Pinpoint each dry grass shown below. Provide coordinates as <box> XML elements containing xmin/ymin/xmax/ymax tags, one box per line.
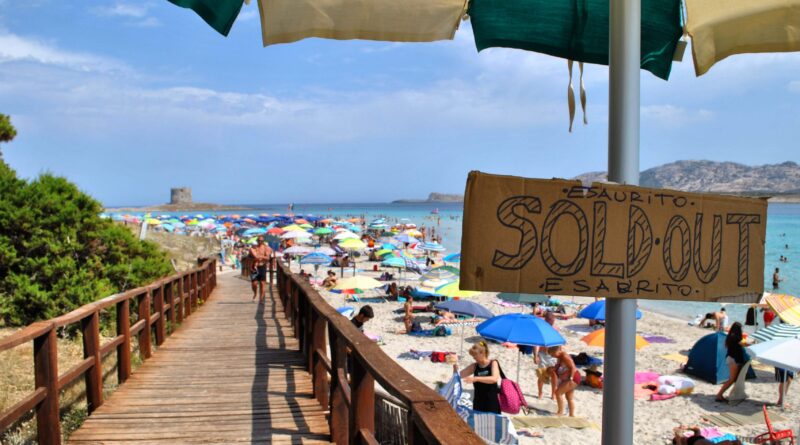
<box><xmin>0</xmin><ymin>326</ymin><xmax>146</xmax><ymax>444</ymax></box>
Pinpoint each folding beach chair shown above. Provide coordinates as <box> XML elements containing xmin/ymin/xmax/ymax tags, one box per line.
<box><xmin>754</xmin><ymin>405</ymin><xmax>795</xmax><ymax>445</ymax></box>
<box><xmin>728</xmin><ymin>361</ymin><xmax>752</xmax><ymax>405</ymax></box>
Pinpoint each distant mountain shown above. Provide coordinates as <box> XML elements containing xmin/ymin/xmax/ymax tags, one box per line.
<box><xmin>575</xmin><ymin>160</ymin><xmax>800</xmax><ymax>195</ymax></box>
<box><xmin>392</xmin><ymin>192</ymin><xmax>464</xmax><ymax>204</ymax></box>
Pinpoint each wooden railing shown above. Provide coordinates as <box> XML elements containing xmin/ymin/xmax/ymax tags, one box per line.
<box><xmin>276</xmin><ymin>262</ymin><xmax>483</xmax><ymax>445</ymax></box>
<box><xmin>0</xmin><ymin>259</ymin><xmax>218</xmax><ymax>444</ymax></box>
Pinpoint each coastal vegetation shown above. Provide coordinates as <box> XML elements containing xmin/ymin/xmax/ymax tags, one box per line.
<box><xmin>0</xmin><ymin>118</ymin><xmax>172</xmax><ymax>327</ymax></box>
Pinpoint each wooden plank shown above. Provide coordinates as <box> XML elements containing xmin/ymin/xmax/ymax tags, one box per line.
<box><xmin>57</xmin><ymin>357</ymin><xmax>94</xmax><ymax>390</ymax></box>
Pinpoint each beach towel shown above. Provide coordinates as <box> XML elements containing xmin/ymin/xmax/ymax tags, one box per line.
<box><xmin>398</xmin><ymin>350</ymin><xmax>433</xmax><ymax>360</ymax></box>
<box><xmin>650</xmin><ymin>393</ymin><xmax>677</xmax><ymax>401</ymax></box>
<box><xmin>641</xmin><ymin>335</ymin><xmax>676</xmax><ymax>344</ymax></box>
<box><xmin>511</xmin><ymin>416</ymin><xmax>596</xmax><ymax>429</ymax></box>
<box><xmin>494</xmin><ymin>299</ymin><xmax>526</xmax><ymax>308</ymax></box>
<box><xmin>705</xmin><ymin>411</ymin><xmax>788</xmax><ymax>428</ymax></box>
<box><xmin>685</xmin><ymin>0</ymin><xmax>800</xmax><ymax>76</ymax></box>
<box><xmin>465</xmin><ymin>411</ymin><xmax>519</xmax><ymax>444</ymax></box>
<box><xmin>468</xmin><ymin>0</ymin><xmax>683</xmax><ymax>80</ymax></box>
<box><xmin>634</xmin><ymin>372</ymin><xmax>660</xmax><ymax>384</ymax></box>
<box><xmin>167</xmin><ymin>0</ymin><xmax>244</xmax><ymax>36</ymax></box>
<box><xmin>257</xmin><ymin>0</ymin><xmax>468</xmax><ymax>45</ymax></box>
<box><xmin>409</xmin><ymin>327</ymin><xmax>452</xmax><ymax>337</ymax></box>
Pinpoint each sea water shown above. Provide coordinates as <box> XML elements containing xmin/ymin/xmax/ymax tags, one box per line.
<box><xmin>161</xmin><ymin>201</ymin><xmax>800</xmax><ymax>323</ymax></box>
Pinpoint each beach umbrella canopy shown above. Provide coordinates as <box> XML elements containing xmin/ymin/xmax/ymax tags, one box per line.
<box><xmin>145</xmin><ymin>218</ymin><xmax>161</xmax><ymax>225</ymax></box>
<box><xmin>281</xmin><ymin>224</ymin><xmax>306</xmax><ymax>232</ymax></box>
<box><xmin>751</xmin><ymin>323</ymin><xmax>800</xmax><ymax>343</ymax></box>
<box><xmin>267</xmin><ymin>227</ymin><xmax>285</xmax><ymax>235</ymax></box>
<box><xmin>747</xmin><ymin>337</ymin><xmax>800</xmax><ymax>373</ymax></box>
<box><xmin>339</xmin><ymin>238</ymin><xmax>366</xmax><ymax>250</ymax></box>
<box><xmin>442</xmin><ymin>253</ymin><xmax>461</xmax><ymax>263</ymax></box>
<box><xmin>381</xmin><ymin>243</ymin><xmax>398</xmax><ymax>250</ymax></box>
<box><xmin>404</xmin><ymin>229</ymin><xmax>423</xmax><ymax>237</ymax></box>
<box><xmin>435</xmin><ymin>280</ymin><xmax>480</xmax><ymax>298</ymax></box>
<box><xmin>334</xmin><ymin>275</ymin><xmax>384</xmax><ymax>291</ymax></box>
<box><xmin>315</xmin><ymin>246</ymin><xmax>337</xmax><ymax>256</ymax></box>
<box><xmin>422</xmin><ymin>279</ymin><xmax>450</xmax><ymax>288</ymax></box>
<box><xmin>281</xmin><ymin>230</ymin><xmax>312</xmax><ymax>239</ymax></box>
<box><xmin>375</xmin><ymin>249</ymin><xmax>395</xmax><ymax>258</ymax></box>
<box><xmin>421</xmin><ymin>266</ymin><xmax>460</xmax><ymax>282</ymax></box>
<box><xmin>381</xmin><ymin>257</ymin><xmax>406</xmax><ymax>268</ymax></box>
<box><xmin>477</xmin><ymin>313</ymin><xmax>566</xmax><ymax>347</ymax></box>
<box><xmin>435</xmin><ymin>300</ymin><xmax>493</xmax><ymax>319</ymax></box>
<box><xmin>764</xmin><ymin>293</ymin><xmax>800</xmax><ymax>326</ymax></box>
<box><xmin>284</xmin><ymin>245</ymin><xmax>313</xmax><ymax>255</ymax></box>
<box><xmin>333</xmin><ymin>231</ymin><xmax>359</xmax><ymax>240</ymax></box>
<box><xmin>314</xmin><ymin>227</ymin><xmax>333</xmax><ymax>235</ymax></box>
<box><xmin>421</xmin><ymin>241</ymin><xmax>446</xmax><ymax>252</ymax></box>
<box><xmin>582</xmin><ymin>328</ymin><xmax>649</xmax><ymax>350</ymax></box>
<box><xmin>497</xmin><ymin>293</ymin><xmax>550</xmax><ymax>305</ymax></box>
<box><xmin>578</xmin><ymin>299</ymin><xmax>642</xmax><ymax>321</ymax></box>
<box><xmin>395</xmin><ymin>234</ymin><xmax>419</xmax><ymax>244</ymax></box>
<box><xmin>300</xmin><ymin>252</ymin><xmax>333</xmax><ymax>265</ymax></box>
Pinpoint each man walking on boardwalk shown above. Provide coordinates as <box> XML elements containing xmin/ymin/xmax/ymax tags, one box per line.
<box><xmin>249</xmin><ymin>236</ymin><xmax>272</xmax><ymax>302</ymax></box>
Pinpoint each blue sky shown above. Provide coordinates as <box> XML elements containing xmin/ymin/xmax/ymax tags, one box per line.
<box><xmin>1</xmin><ymin>1</ymin><xmax>799</xmax><ymax>206</ymax></box>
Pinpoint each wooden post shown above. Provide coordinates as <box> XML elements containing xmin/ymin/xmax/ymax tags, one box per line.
<box><xmin>138</xmin><ymin>291</ymin><xmax>152</xmax><ymax>360</ymax></box>
<box><xmin>166</xmin><ymin>280</ymin><xmax>176</xmax><ymax>330</ymax></box>
<box><xmin>311</xmin><ymin>312</ymin><xmax>329</xmax><ymax>408</ymax></box>
<box><xmin>176</xmin><ymin>276</ymin><xmax>184</xmax><ymax>323</ymax></box>
<box><xmin>34</xmin><ymin>324</ymin><xmax>61</xmax><ymax>445</ymax></box>
<box><xmin>154</xmin><ymin>284</ymin><xmax>166</xmax><ymax>346</ymax></box>
<box><xmin>190</xmin><ymin>272</ymin><xmax>197</xmax><ymax>310</ymax></box>
<box><xmin>117</xmin><ymin>299</ymin><xmax>132</xmax><ymax>383</ymax></box>
<box><xmin>329</xmin><ymin>332</ymin><xmax>349</xmax><ymax>444</ymax></box>
<box><xmin>82</xmin><ymin>310</ymin><xmax>104</xmax><ymax>413</ymax></box>
<box><xmin>349</xmin><ymin>356</ymin><xmax>375</xmax><ymax>445</ymax></box>
<box><xmin>184</xmin><ymin>275</ymin><xmax>192</xmax><ymax>317</ymax></box>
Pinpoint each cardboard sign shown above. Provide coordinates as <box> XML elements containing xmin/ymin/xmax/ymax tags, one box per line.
<box><xmin>461</xmin><ymin>172</ymin><xmax>768</xmax><ymax>302</ymax></box>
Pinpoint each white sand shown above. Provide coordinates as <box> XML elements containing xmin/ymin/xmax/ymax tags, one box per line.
<box><xmin>290</xmin><ymin>260</ymin><xmax>799</xmax><ymax>445</ymax></box>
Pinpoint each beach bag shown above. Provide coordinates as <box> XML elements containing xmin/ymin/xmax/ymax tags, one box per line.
<box><xmin>411</xmin><ymin>321</ymin><xmax>423</xmax><ymax>333</ymax></box>
<box><xmin>431</xmin><ymin>352</ymin><xmax>447</xmax><ymax>363</ymax></box>
<box><xmin>496</xmin><ymin>362</ymin><xmax>527</xmax><ymax>415</ymax></box>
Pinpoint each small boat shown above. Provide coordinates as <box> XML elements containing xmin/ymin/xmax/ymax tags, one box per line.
<box><xmin>431</xmin><ymin>208</ymin><xmax>439</xmax><ymax>214</ymax></box>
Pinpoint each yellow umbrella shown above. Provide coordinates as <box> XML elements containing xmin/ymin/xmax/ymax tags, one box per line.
<box><xmin>764</xmin><ymin>293</ymin><xmax>800</xmax><ymax>326</ymax></box>
<box><xmin>334</xmin><ymin>276</ymin><xmax>384</xmax><ymax>291</ymax></box>
<box><xmin>281</xmin><ymin>224</ymin><xmax>306</xmax><ymax>232</ymax></box>
<box><xmin>434</xmin><ymin>280</ymin><xmax>481</xmax><ymax>298</ymax></box>
<box><xmin>145</xmin><ymin>218</ymin><xmax>162</xmax><ymax>225</ymax></box>
<box><xmin>339</xmin><ymin>238</ymin><xmax>366</xmax><ymax>250</ymax></box>
<box><xmin>404</xmin><ymin>229</ymin><xmax>423</xmax><ymax>237</ymax></box>
<box><xmin>581</xmin><ymin>329</ymin><xmax>649</xmax><ymax>350</ymax></box>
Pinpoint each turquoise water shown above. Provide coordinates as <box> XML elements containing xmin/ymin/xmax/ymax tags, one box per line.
<box><xmin>153</xmin><ymin>201</ymin><xmax>800</xmax><ymax>322</ymax></box>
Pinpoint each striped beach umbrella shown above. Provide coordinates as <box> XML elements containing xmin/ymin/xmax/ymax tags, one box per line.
<box><xmin>435</xmin><ymin>280</ymin><xmax>481</xmax><ymax>298</ymax></box>
<box><xmin>751</xmin><ymin>323</ymin><xmax>800</xmax><ymax>343</ymax></box>
<box><xmin>300</xmin><ymin>252</ymin><xmax>333</xmax><ymax>265</ymax></box>
<box><xmin>443</xmin><ymin>253</ymin><xmax>461</xmax><ymax>263</ymax></box>
<box><xmin>421</xmin><ymin>266</ymin><xmax>460</xmax><ymax>282</ymax></box>
<box><xmin>764</xmin><ymin>294</ymin><xmax>800</xmax><ymax>326</ymax></box>
<box><xmin>421</xmin><ymin>241</ymin><xmax>446</xmax><ymax>252</ymax></box>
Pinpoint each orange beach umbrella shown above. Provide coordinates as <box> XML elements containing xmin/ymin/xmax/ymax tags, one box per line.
<box><xmin>581</xmin><ymin>328</ymin><xmax>649</xmax><ymax>350</ymax></box>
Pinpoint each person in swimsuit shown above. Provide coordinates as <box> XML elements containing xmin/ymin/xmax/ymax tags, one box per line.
<box><xmin>454</xmin><ymin>341</ymin><xmax>501</xmax><ymax>414</ymax></box>
<box><xmin>548</xmin><ymin>345</ymin><xmax>579</xmax><ymax>417</ymax></box>
<box><xmin>672</xmin><ymin>425</ymin><xmax>742</xmax><ymax>445</ymax></box>
<box><xmin>248</xmin><ymin>236</ymin><xmax>273</xmax><ymax>302</ymax></box>
<box><xmin>773</xmin><ymin>267</ymin><xmax>782</xmax><ymax>289</ymax></box>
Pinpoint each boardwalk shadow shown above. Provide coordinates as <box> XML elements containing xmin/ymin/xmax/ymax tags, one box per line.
<box><xmin>251</xmin><ymin>285</ymin><xmax>314</xmax><ymax>443</ymax></box>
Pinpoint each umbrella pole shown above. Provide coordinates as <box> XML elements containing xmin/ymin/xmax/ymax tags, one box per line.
<box><xmin>602</xmin><ymin>0</ymin><xmax>640</xmax><ymax>441</ymax></box>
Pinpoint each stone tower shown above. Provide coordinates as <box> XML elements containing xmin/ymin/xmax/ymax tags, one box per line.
<box><xmin>170</xmin><ymin>187</ymin><xmax>192</xmax><ymax>205</ymax></box>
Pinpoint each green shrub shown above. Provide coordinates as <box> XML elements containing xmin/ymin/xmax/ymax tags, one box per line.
<box><xmin>0</xmin><ymin>161</ymin><xmax>172</xmax><ymax>326</ymax></box>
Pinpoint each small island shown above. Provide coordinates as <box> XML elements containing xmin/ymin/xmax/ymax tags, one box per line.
<box><xmin>392</xmin><ymin>192</ymin><xmax>464</xmax><ymax>204</ymax></box>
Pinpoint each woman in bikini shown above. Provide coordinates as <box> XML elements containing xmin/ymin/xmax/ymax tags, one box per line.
<box><xmin>548</xmin><ymin>345</ymin><xmax>579</xmax><ymax>417</ymax></box>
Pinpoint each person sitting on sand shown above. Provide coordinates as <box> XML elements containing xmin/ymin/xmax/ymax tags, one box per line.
<box><xmin>433</xmin><ymin>309</ymin><xmax>457</xmax><ymax>325</ymax></box>
<box><xmin>385</xmin><ymin>282</ymin><xmax>399</xmax><ymax>299</ymax></box>
<box><xmin>368</xmin><ymin>249</ymin><xmax>379</xmax><ymax>261</ymax></box>
<box><xmin>672</xmin><ymin>425</ymin><xmax>742</xmax><ymax>445</ymax></box>
<box><xmin>322</xmin><ymin>270</ymin><xmax>338</xmax><ymax>288</ymax></box>
<box><xmin>548</xmin><ymin>345</ymin><xmax>579</xmax><ymax>417</ymax></box>
<box><xmin>715</xmin><ymin>322</ymin><xmax>746</xmax><ymax>403</ymax></box>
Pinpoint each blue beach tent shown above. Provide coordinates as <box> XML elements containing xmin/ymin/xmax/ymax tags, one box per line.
<box><xmin>684</xmin><ymin>332</ymin><xmax>756</xmax><ymax>384</ymax></box>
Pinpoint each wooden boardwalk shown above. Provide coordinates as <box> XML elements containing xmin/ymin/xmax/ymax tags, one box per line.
<box><xmin>68</xmin><ymin>271</ymin><xmax>332</xmax><ymax>444</ymax></box>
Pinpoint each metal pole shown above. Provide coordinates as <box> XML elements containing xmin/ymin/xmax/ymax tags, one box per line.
<box><xmin>602</xmin><ymin>0</ymin><xmax>640</xmax><ymax>443</ymax></box>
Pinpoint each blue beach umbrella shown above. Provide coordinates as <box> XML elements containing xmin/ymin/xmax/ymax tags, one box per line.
<box><xmin>300</xmin><ymin>252</ymin><xmax>333</xmax><ymax>265</ymax></box>
<box><xmin>395</xmin><ymin>234</ymin><xmax>419</xmax><ymax>244</ymax></box>
<box><xmin>435</xmin><ymin>300</ymin><xmax>493</xmax><ymax>319</ymax></box>
<box><xmin>420</xmin><ymin>266</ymin><xmax>460</xmax><ymax>282</ymax></box>
<box><xmin>443</xmin><ymin>253</ymin><xmax>461</xmax><ymax>263</ymax></box>
<box><xmin>381</xmin><ymin>257</ymin><xmax>406</xmax><ymax>268</ymax></box>
<box><xmin>477</xmin><ymin>313</ymin><xmax>565</xmax><ymax>347</ymax></box>
<box><xmin>381</xmin><ymin>243</ymin><xmax>398</xmax><ymax>250</ymax></box>
<box><xmin>421</xmin><ymin>241</ymin><xmax>446</xmax><ymax>252</ymax></box>
<box><xmin>751</xmin><ymin>323</ymin><xmax>800</xmax><ymax>343</ymax></box>
<box><xmin>477</xmin><ymin>313</ymin><xmax>566</xmax><ymax>381</ymax></box>
<box><xmin>578</xmin><ymin>299</ymin><xmax>643</xmax><ymax>321</ymax></box>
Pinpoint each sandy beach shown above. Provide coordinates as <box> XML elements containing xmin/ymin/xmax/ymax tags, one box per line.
<box><xmin>285</xmin><ymin>259</ymin><xmax>799</xmax><ymax>445</ymax></box>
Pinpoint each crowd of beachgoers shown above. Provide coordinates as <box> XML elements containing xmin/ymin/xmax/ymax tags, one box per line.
<box><xmin>109</xmin><ymin>211</ymin><xmax>798</xmax><ymax>444</ymax></box>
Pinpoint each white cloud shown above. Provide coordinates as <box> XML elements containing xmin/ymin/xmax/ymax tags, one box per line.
<box><xmin>642</xmin><ymin>104</ymin><xmax>713</xmax><ymax>127</ymax></box>
<box><xmin>237</xmin><ymin>9</ymin><xmax>258</xmax><ymax>22</ymax></box>
<box><xmin>92</xmin><ymin>3</ymin><xmax>149</xmax><ymax>18</ymax></box>
<box><xmin>0</xmin><ymin>32</ymin><xmax>127</xmax><ymax>73</ymax></box>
